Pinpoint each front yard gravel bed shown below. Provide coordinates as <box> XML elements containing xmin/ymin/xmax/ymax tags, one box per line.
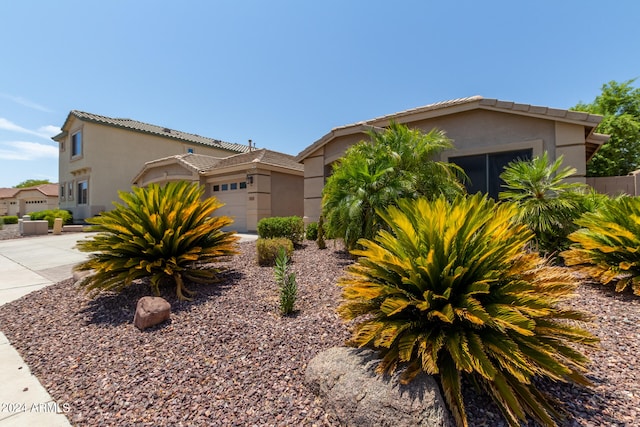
<box><xmin>0</xmin><ymin>240</ymin><xmax>638</xmax><ymax>426</ymax></box>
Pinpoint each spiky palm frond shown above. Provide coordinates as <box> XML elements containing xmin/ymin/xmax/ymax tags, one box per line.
<box><xmin>499</xmin><ymin>152</ymin><xmax>588</xmax><ymax>255</ymax></box>
<box><xmin>562</xmin><ymin>196</ymin><xmax>640</xmax><ymax>295</ymax></box>
<box><xmin>338</xmin><ymin>194</ymin><xmax>598</xmax><ymax>427</ymax></box>
<box><xmin>322</xmin><ymin>122</ymin><xmax>465</xmax><ymax>250</ymax></box>
<box><xmin>74</xmin><ymin>181</ymin><xmax>238</xmax><ymax>300</ymax></box>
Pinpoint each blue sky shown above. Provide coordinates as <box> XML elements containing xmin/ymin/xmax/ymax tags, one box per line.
<box><xmin>1</xmin><ymin>0</ymin><xmax>639</xmax><ymax>188</ymax></box>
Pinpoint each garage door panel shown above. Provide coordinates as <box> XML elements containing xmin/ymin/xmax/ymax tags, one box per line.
<box><xmin>212</xmin><ymin>189</ymin><xmax>247</xmax><ymax>232</ymax></box>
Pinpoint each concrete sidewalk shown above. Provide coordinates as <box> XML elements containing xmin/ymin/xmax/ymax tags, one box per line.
<box><xmin>0</xmin><ymin>232</ymin><xmax>90</xmax><ymax>426</ymax></box>
<box><xmin>0</xmin><ymin>231</ymin><xmax>257</xmax><ymax>426</ymax></box>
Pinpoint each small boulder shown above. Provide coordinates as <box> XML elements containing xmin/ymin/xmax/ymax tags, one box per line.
<box><xmin>134</xmin><ymin>296</ymin><xmax>171</xmax><ymax>330</ymax></box>
<box><xmin>305</xmin><ymin>346</ymin><xmax>452</xmax><ymax>427</ymax></box>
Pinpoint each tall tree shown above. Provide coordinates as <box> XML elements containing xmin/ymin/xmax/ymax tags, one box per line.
<box><xmin>573</xmin><ymin>79</ymin><xmax>640</xmax><ymax>177</ymax></box>
<box><xmin>322</xmin><ymin>122</ymin><xmax>465</xmax><ymax>250</ymax></box>
<box><xmin>14</xmin><ymin>179</ymin><xmax>51</xmax><ymax>188</ymax></box>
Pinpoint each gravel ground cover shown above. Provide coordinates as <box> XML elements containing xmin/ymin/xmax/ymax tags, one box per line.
<box><xmin>0</xmin><ymin>240</ymin><xmax>638</xmax><ymax>426</ymax></box>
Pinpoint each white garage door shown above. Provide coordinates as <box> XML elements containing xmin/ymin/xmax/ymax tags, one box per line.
<box><xmin>211</xmin><ymin>181</ymin><xmax>247</xmax><ymax>232</ymax></box>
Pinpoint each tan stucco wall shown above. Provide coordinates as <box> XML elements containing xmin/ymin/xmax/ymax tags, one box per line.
<box><xmin>19</xmin><ymin>189</ymin><xmax>59</xmax><ymax>215</ymax></box>
<box><xmin>58</xmin><ymin>118</ymin><xmax>236</xmax><ymax>221</ymax></box>
<box><xmin>246</xmin><ymin>170</ymin><xmax>271</xmax><ymax>232</ymax></box>
<box><xmin>270</xmin><ymin>171</ymin><xmax>303</xmax><ymax>218</ymax></box>
<box><xmin>587</xmin><ymin>175</ymin><xmax>640</xmax><ymax>196</ymax></box>
<box><xmin>302</xmin><ymin>108</ymin><xmax>593</xmax><ymax>223</ymax></box>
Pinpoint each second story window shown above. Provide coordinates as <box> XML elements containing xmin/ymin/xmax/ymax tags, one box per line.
<box><xmin>71</xmin><ymin>131</ymin><xmax>82</xmax><ymax>157</ymax></box>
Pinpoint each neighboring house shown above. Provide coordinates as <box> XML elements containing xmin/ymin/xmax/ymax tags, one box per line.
<box><xmin>296</xmin><ymin>96</ymin><xmax>610</xmax><ymax>223</ymax></box>
<box><xmin>0</xmin><ymin>184</ymin><xmax>59</xmax><ymax>217</ymax></box>
<box><xmin>132</xmin><ymin>148</ymin><xmax>304</xmax><ymax>232</ymax></box>
<box><xmin>52</xmin><ymin>111</ymin><xmax>250</xmax><ymax>222</ymax></box>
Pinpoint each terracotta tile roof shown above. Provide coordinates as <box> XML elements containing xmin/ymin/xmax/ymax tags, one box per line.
<box><xmin>178</xmin><ymin>153</ymin><xmax>223</xmax><ymax>172</ymax></box>
<box><xmin>33</xmin><ymin>183</ymin><xmax>59</xmax><ymax>197</ymax></box>
<box><xmin>134</xmin><ymin>149</ymin><xmax>302</xmax><ymax>184</ymax></box>
<box><xmin>55</xmin><ymin>111</ymin><xmax>250</xmax><ymax>154</ymax></box>
<box><xmin>0</xmin><ymin>188</ymin><xmax>19</xmax><ymax>198</ymax></box>
<box><xmin>209</xmin><ymin>148</ymin><xmax>303</xmax><ymax>172</ymax></box>
<box><xmin>296</xmin><ymin>96</ymin><xmax>606</xmax><ymax>161</ymax></box>
<box><xmin>0</xmin><ymin>184</ymin><xmax>59</xmax><ymax>199</ymax></box>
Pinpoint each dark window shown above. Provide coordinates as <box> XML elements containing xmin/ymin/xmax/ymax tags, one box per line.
<box><xmin>60</xmin><ymin>184</ymin><xmax>65</xmax><ymax>199</ymax></box>
<box><xmin>213</xmin><ymin>185</ymin><xmax>220</xmax><ymax>192</ymax></box>
<box><xmin>68</xmin><ymin>182</ymin><xmax>74</xmax><ymax>200</ymax></box>
<box><xmin>221</xmin><ymin>184</ymin><xmax>228</xmax><ymax>191</ymax></box>
<box><xmin>77</xmin><ymin>181</ymin><xmax>88</xmax><ymax>205</ymax></box>
<box><xmin>239</xmin><ymin>181</ymin><xmax>247</xmax><ymax>189</ymax></box>
<box><xmin>450</xmin><ymin>149</ymin><xmax>532</xmax><ymax>199</ymax></box>
<box><xmin>230</xmin><ymin>183</ymin><xmax>238</xmax><ymax>190</ymax></box>
<box><xmin>187</xmin><ymin>148</ymin><xmax>194</xmax><ymax>154</ymax></box>
<box><xmin>71</xmin><ymin>131</ymin><xmax>82</xmax><ymax>157</ymax></box>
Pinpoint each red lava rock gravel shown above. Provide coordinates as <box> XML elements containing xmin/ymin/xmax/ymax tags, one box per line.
<box><xmin>0</xmin><ymin>240</ymin><xmax>638</xmax><ymax>426</ymax></box>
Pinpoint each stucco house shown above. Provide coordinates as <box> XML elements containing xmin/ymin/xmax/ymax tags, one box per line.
<box><xmin>52</xmin><ymin>111</ymin><xmax>251</xmax><ymax>222</ymax></box>
<box><xmin>132</xmin><ymin>148</ymin><xmax>303</xmax><ymax>232</ymax></box>
<box><xmin>296</xmin><ymin>96</ymin><xmax>609</xmax><ymax>223</ymax></box>
<box><xmin>0</xmin><ymin>184</ymin><xmax>59</xmax><ymax>217</ymax></box>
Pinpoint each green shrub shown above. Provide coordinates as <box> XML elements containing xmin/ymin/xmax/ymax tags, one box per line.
<box><xmin>562</xmin><ymin>196</ymin><xmax>640</xmax><ymax>295</ymax></box>
<box><xmin>256</xmin><ymin>238</ymin><xmax>293</xmax><ymax>266</ymax></box>
<box><xmin>2</xmin><ymin>216</ymin><xmax>19</xmax><ymax>225</ymax></box>
<box><xmin>257</xmin><ymin>216</ymin><xmax>304</xmax><ymax>244</ymax></box>
<box><xmin>274</xmin><ymin>247</ymin><xmax>297</xmax><ymax>315</ymax></box>
<box><xmin>74</xmin><ymin>181</ymin><xmax>238</xmax><ymax>300</ymax></box>
<box><xmin>305</xmin><ymin>222</ymin><xmax>318</xmax><ymax>241</ymax></box>
<box><xmin>338</xmin><ymin>194</ymin><xmax>598</xmax><ymax>427</ymax></box>
<box><xmin>28</xmin><ymin>209</ymin><xmax>73</xmax><ymax>228</ymax></box>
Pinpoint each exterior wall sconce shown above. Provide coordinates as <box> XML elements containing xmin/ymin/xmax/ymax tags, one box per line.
<box><xmin>247</xmin><ymin>174</ymin><xmax>254</xmax><ymax>185</ymax></box>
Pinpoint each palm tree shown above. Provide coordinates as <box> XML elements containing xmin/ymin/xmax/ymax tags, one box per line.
<box><xmin>499</xmin><ymin>152</ymin><xmax>587</xmax><ymax>255</ymax></box>
<box><xmin>322</xmin><ymin>122</ymin><xmax>465</xmax><ymax>250</ymax></box>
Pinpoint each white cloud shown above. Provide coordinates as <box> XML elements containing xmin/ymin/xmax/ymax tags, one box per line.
<box><xmin>0</xmin><ymin>141</ymin><xmax>58</xmax><ymax>160</ymax></box>
<box><xmin>37</xmin><ymin>125</ymin><xmax>62</xmax><ymax>137</ymax></box>
<box><xmin>0</xmin><ymin>118</ymin><xmax>59</xmax><ymax>139</ymax></box>
<box><xmin>0</xmin><ymin>93</ymin><xmax>53</xmax><ymax>113</ymax></box>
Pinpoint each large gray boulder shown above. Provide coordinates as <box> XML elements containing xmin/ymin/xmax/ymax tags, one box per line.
<box><xmin>305</xmin><ymin>346</ymin><xmax>452</xmax><ymax>427</ymax></box>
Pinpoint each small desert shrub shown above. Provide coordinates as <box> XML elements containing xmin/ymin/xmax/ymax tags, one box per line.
<box><xmin>257</xmin><ymin>216</ymin><xmax>304</xmax><ymax>244</ymax></box>
<box><xmin>562</xmin><ymin>196</ymin><xmax>640</xmax><ymax>295</ymax></box>
<box><xmin>274</xmin><ymin>247</ymin><xmax>297</xmax><ymax>315</ymax></box>
<box><xmin>256</xmin><ymin>237</ymin><xmax>293</xmax><ymax>266</ymax></box>
<box><xmin>28</xmin><ymin>209</ymin><xmax>73</xmax><ymax>228</ymax></box>
<box><xmin>74</xmin><ymin>181</ymin><xmax>238</xmax><ymax>300</ymax></box>
<box><xmin>305</xmin><ymin>222</ymin><xmax>318</xmax><ymax>241</ymax></box>
<box><xmin>2</xmin><ymin>215</ymin><xmax>19</xmax><ymax>225</ymax></box>
<box><xmin>339</xmin><ymin>194</ymin><xmax>598</xmax><ymax>427</ymax></box>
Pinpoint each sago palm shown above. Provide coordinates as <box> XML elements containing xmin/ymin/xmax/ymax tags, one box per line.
<box><xmin>562</xmin><ymin>195</ymin><xmax>640</xmax><ymax>295</ymax></box>
<box><xmin>74</xmin><ymin>181</ymin><xmax>238</xmax><ymax>300</ymax></box>
<box><xmin>338</xmin><ymin>194</ymin><xmax>598</xmax><ymax>427</ymax></box>
<box><xmin>322</xmin><ymin>122</ymin><xmax>465</xmax><ymax>250</ymax></box>
<box><xmin>499</xmin><ymin>152</ymin><xmax>587</xmax><ymax>255</ymax></box>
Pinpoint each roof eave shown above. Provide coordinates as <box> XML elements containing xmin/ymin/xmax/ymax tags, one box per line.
<box><xmin>296</xmin><ymin>124</ymin><xmax>380</xmax><ymax>162</ymax></box>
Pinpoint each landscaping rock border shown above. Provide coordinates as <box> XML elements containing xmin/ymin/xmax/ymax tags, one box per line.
<box><xmin>0</xmin><ymin>241</ymin><xmax>638</xmax><ymax>426</ymax></box>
